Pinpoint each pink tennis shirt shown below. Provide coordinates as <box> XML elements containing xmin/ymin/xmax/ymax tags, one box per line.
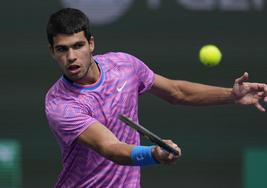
<box><xmin>45</xmin><ymin>52</ymin><xmax>155</xmax><ymax>188</ymax></box>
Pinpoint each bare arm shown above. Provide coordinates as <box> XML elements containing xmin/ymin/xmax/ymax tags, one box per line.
<box><xmin>149</xmin><ymin>74</ymin><xmax>234</xmax><ymax>105</ymax></box>
<box><xmin>149</xmin><ymin>73</ymin><xmax>267</xmax><ymax>111</ymax></box>
<box><xmin>77</xmin><ymin>121</ymin><xmax>181</xmax><ymax>165</ymax></box>
<box><xmin>78</xmin><ymin>122</ymin><xmax>134</xmax><ymax>165</ymax></box>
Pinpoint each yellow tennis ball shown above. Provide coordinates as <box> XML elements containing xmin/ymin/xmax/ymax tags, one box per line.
<box><xmin>199</xmin><ymin>44</ymin><xmax>222</xmax><ymax>66</ymax></box>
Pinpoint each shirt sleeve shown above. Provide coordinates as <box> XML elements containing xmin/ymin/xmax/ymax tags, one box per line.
<box><xmin>124</xmin><ymin>53</ymin><xmax>155</xmax><ymax>95</ymax></box>
<box><xmin>45</xmin><ymin>99</ymin><xmax>97</xmax><ymax>146</ymax></box>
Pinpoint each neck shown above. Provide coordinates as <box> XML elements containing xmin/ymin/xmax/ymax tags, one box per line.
<box><xmin>76</xmin><ymin>58</ymin><xmax>100</xmax><ymax>85</ymax></box>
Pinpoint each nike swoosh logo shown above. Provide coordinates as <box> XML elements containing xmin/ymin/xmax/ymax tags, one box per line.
<box><xmin>117</xmin><ymin>81</ymin><xmax>127</xmax><ymax>92</ymax></box>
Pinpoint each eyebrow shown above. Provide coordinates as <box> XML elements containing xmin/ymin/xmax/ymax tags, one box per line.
<box><xmin>54</xmin><ymin>40</ymin><xmax>86</xmax><ymax>49</ymax></box>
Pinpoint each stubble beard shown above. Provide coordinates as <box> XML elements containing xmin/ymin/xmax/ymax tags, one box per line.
<box><xmin>70</xmin><ymin>56</ymin><xmax>94</xmax><ymax>84</ymax></box>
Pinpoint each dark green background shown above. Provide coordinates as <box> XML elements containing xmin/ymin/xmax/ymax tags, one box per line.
<box><xmin>1</xmin><ymin>1</ymin><xmax>267</xmax><ymax>187</ymax></box>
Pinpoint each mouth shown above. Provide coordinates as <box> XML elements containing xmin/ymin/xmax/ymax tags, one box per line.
<box><xmin>67</xmin><ymin>65</ymin><xmax>81</xmax><ymax>74</ymax></box>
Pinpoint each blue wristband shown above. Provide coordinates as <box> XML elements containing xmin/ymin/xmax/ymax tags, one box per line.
<box><xmin>130</xmin><ymin>146</ymin><xmax>159</xmax><ymax>166</ymax></box>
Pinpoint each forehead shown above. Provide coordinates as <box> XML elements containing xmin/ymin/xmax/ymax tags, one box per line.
<box><xmin>53</xmin><ymin>31</ymin><xmax>87</xmax><ymax>46</ymax></box>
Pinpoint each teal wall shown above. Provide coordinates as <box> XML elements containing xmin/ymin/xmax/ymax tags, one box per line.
<box><xmin>1</xmin><ymin>1</ymin><xmax>267</xmax><ymax>187</ymax></box>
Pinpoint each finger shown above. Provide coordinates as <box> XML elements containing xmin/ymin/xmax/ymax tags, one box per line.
<box><xmin>264</xmin><ymin>84</ymin><xmax>267</xmax><ymax>92</ymax></box>
<box><xmin>162</xmin><ymin>139</ymin><xmax>181</xmax><ymax>156</ymax></box>
<box><xmin>257</xmin><ymin>91</ymin><xmax>265</xmax><ymax>98</ymax></box>
<box><xmin>235</xmin><ymin>72</ymin><xmax>249</xmax><ymax>84</ymax></box>
<box><xmin>168</xmin><ymin>153</ymin><xmax>174</xmax><ymax>160</ymax></box>
<box><xmin>163</xmin><ymin>139</ymin><xmax>173</xmax><ymax>145</ymax></box>
<box><xmin>162</xmin><ymin>153</ymin><xmax>177</xmax><ymax>164</ymax></box>
<box><xmin>176</xmin><ymin>147</ymin><xmax>182</xmax><ymax>157</ymax></box>
<box><xmin>255</xmin><ymin>102</ymin><xmax>265</xmax><ymax>112</ymax></box>
<box><xmin>245</xmin><ymin>83</ymin><xmax>266</xmax><ymax>92</ymax></box>
<box><xmin>264</xmin><ymin>84</ymin><xmax>267</xmax><ymax>101</ymax></box>
<box><xmin>169</xmin><ymin>143</ymin><xmax>181</xmax><ymax>156</ymax></box>
<box><xmin>256</xmin><ymin>84</ymin><xmax>267</xmax><ymax>92</ymax></box>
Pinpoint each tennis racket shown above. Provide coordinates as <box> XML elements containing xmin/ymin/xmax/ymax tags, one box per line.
<box><xmin>118</xmin><ymin>114</ymin><xmax>179</xmax><ymax>155</ymax></box>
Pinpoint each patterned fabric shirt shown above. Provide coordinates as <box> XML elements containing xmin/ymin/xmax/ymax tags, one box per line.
<box><xmin>45</xmin><ymin>52</ymin><xmax>155</xmax><ymax>188</ymax></box>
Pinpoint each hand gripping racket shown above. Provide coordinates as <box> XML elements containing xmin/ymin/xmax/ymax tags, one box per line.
<box><xmin>118</xmin><ymin>114</ymin><xmax>179</xmax><ymax>155</ymax></box>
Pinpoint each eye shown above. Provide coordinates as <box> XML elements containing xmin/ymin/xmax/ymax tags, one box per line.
<box><xmin>55</xmin><ymin>46</ymin><xmax>68</xmax><ymax>53</ymax></box>
<box><xmin>73</xmin><ymin>43</ymin><xmax>85</xmax><ymax>49</ymax></box>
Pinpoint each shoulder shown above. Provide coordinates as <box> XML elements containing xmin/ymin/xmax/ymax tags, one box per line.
<box><xmin>45</xmin><ymin>90</ymin><xmax>85</xmax><ymax>119</ymax></box>
<box><xmin>94</xmin><ymin>52</ymin><xmax>143</xmax><ymax>66</ymax></box>
<box><xmin>94</xmin><ymin>51</ymin><xmax>134</xmax><ymax>60</ymax></box>
<box><xmin>45</xmin><ymin>79</ymin><xmax>61</xmax><ymax>102</ymax></box>
<box><xmin>45</xmin><ymin>79</ymin><xmax>77</xmax><ymax>111</ymax></box>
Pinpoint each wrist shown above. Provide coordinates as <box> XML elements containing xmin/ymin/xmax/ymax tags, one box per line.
<box><xmin>130</xmin><ymin>146</ymin><xmax>159</xmax><ymax>166</ymax></box>
<box><xmin>229</xmin><ymin>87</ymin><xmax>238</xmax><ymax>104</ymax></box>
<box><xmin>229</xmin><ymin>88</ymin><xmax>235</xmax><ymax>101</ymax></box>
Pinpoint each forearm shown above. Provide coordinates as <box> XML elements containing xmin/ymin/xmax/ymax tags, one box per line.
<box><xmin>100</xmin><ymin>142</ymin><xmax>135</xmax><ymax>165</ymax></box>
<box><xmin>87</xmin><ymin>139</ymin><xmax>161</xmax><ymax>166</ymax></box>
<box><xmin>78</xmin><ymin>122</ymin><xmax>175</xmax><ymax>166</ymax></box>
<box><xmin>80</xmin><ymin>136</ymin><xmax>156</xmax><ymax>166</ymax></box>
<box><xmin>78</xmin><ymin>123</ymin><xmax>136</xmax><ymax>165</ymax></box>
<box><xmin>172</xmin><ymin>80</ymin><xmax>235</xmax><ymax>105</ymax></box>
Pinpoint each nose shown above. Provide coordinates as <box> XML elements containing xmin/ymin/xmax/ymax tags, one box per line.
<box><xmin>67</xmin><ymin>49</ymin><xmax>77</xmax><ymax>63</ymax></box>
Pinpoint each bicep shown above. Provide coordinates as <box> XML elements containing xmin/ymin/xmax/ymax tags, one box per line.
<box><xmin>149</xmin><ymin>74</ymin><xmax>182</xmax><ymax>103</ymax></box>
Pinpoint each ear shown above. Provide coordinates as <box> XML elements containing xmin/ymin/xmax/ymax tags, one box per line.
<box><xmin>88</xmin><ymin>36</ymin><xmax>95</xmax><ymax>52</ymax></box>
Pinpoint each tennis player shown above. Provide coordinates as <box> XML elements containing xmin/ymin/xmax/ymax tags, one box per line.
<box><xmin>45</xmin><ymin>8</ymin><xmax>267</xmax><ymax>188</ymax></box>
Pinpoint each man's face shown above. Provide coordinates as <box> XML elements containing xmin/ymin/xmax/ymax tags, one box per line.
<box><xmin>50</xmin><ymin>31</ymin><xmax>94</xmax><ymax>82</ymax></box>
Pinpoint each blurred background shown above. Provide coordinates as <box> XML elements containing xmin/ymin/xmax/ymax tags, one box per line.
<box><xmin>1</xmin><ymin>0</ymin><xmax>267</xmax><ymax>187</ymax></box>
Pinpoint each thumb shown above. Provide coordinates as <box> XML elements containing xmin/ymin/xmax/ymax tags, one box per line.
<box><xmin>235</xmin><ymin>72</ymin><xmax>249</xmax><ymax>84</ymax></box>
